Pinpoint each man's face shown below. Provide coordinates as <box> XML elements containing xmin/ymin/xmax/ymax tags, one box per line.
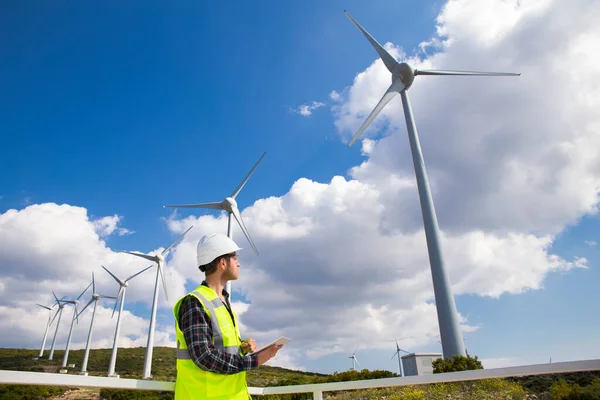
<box><xmin>223</xmin><ymin>253</ymin><xmax>240</xmax><ymax>281</ymax></box>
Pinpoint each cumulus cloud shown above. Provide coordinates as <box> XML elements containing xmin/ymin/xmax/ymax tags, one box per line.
<box><xmin>292</xmin><ymin>101</ymin><xmax>326</xmax><ymax>117</ymax></box>
<box><xmin>93</xmin><ymin>215</ymin><xmax>134</xmax><ymax>237</ymax></box>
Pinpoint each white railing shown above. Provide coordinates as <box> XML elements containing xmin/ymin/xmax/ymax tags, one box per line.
<box><xmin>1</xmin><ymin>359</ymin><xmax>599</xmax><ymax>400</ymax></box>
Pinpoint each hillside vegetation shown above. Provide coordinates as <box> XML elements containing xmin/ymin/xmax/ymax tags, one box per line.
<box><xmin>0</xmin><ymin>347</ymin><xmax>599</xmax><ymax>399</ymax></box>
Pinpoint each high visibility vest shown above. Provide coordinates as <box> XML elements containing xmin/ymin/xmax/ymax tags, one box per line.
<box><xmin>173</xmin><ymin>285</ymin><xmax>249</xmax><ymax>400</ymax></box>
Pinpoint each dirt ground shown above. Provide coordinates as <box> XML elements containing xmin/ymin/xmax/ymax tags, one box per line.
<box><xmin>50</xmin><ymin>387</ymin><xmax>100</xmax><ymax>400</ymax></box>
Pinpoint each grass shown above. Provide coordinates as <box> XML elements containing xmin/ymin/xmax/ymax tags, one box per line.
<box><xmin>0</xmin><ymin>348</ymin><xmax>599</xmax><ymax>399</ymax></box>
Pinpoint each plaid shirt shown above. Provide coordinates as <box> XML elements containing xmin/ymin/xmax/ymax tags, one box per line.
<box><xmin>177</xmin><ymin>281</ymin><xmax>258</xmax><ymax>374</ymax></box>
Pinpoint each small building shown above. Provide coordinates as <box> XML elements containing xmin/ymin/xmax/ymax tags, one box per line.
<box><xmin>401</xmin><ymin>353</ymin><xmax>443</xmax><ymax>376</ymax></box>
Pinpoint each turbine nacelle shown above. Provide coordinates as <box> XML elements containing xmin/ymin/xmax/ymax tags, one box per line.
<box><xmin>155</xmin><ymin>254</ymin><xmax>165</xmax><ymax>264</ymax></box>
<box><xmin>393</xmin><ymin>63</ymin><xmax>414</xmax><ymax>88</ymax></box>
<box><xmin>223</xmin><ymin>197</ymin><xmax>238</xmax><ymax>214</ymax></box>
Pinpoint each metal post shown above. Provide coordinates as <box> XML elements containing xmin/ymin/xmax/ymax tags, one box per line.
<box><xmin>400</xmin><ymin>90</ymin><xmax>466</xmax><ymax>359</ymax></box>
<box><xmin>48</xmin><ymin>307</ymin><xmax>63</xmax><ymax>360</ymax></box>
<box><xmin>313</xmin><ymin>391</ymin><xmax>323</xmax><ymax>400</ymax></box>
<box><xmin>62</xmin><ymin>306</ymin><xmax>78</xmax><ymax>368</ymax></box>
<box><xmin>80</xmin><ymin>301</ymin><xmax>97</xmax><ymax>374</ymax></box>
<box><xmin>108</xmin><ymin>287</ymin><xmax>126</xmax><ymax>377</ymax></box>
<box><xmin>38</xmin><ymin>314</ymin><xmax>51</xmax><ymax>358</ymax></box>
<box><xmin>142</xmin><ymin>265</ymin><xmax>161</xmax><ymax>379</ymax></box>
<box><xmin>226</xmin><ymin>212</ymin><xmax>233</xmax><ymax>297</ymax></box>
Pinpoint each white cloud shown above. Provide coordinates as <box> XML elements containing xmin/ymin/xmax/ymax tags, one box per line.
<box><xmin>293</xmin><ymin>101</ymin><xmax>326</xmax><ymax>117</ymax></box>
<box><xmin>93</xmin><ymin>215</ymin><xmax>134</xmax><ymax>237</ymax></box>
<box><xmin>585</xmin><ymin>240</ymin><xmax>597</xmax><ymax>247</ymax></box>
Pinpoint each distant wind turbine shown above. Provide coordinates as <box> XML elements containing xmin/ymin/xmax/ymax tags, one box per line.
<box><xmin>391</xmin><ymin>338</ymin><xmax>410</xmax><ymax>377</ymax></box>
<box><xmin>164</xmin><ymin>152</ymin><xmax>265</xmax><ymax>299</ymax></box>
<box><xmin>35</xmin><ymin>303</ymin><xmax>55</xmax><ymax>359</ymax></box>
<box><xmin>60</xmin><ymin>283</ymin><xmax>92</xmax><ymax>368</ymax></box>
<box><xmin>120</xmin><ymin>225</ymin><xmax>193</xmax><ymax>380</ymax></box>
<box><xmin>47</xmin><ymin>294</ymin><xmax>67</xmax><ymax>361</ymax></box>
<box><xmin>77</xmin><ymin>272</ymin><xmax>116</xmax><ymax>375</ymax></box>
<box><xmin>348</xmin><ymin>345</ymin><xmax>360</xmax><ymax>371</ymax></box>
<box><xmin>343</xmin><ymin>10</ymin><xmax>520</xmax><ymax>359</ymax></box>
<box><xmin>102</xmin><ymin>263</ymin><xmax>153</xmax><ymax>377</ymax></box>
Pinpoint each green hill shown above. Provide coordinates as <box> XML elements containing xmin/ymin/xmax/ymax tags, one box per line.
<box><xmin>1</xmin><ymin>347</ymin><xmax>599</xmax><ymax>400</ymax></box>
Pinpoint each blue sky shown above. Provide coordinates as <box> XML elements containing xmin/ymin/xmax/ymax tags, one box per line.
<box><xmin>1</xmin><ymin>0</ymin><xmax>599</xmax><ymax>375</ymax></box>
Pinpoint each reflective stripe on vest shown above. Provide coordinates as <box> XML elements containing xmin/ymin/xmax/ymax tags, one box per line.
<box><xmin>175</xmin><ymin>291</ymin><xmax>240</xmax><ymax>359</ymax></box>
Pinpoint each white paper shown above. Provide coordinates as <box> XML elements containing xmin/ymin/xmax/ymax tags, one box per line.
<box><xmin>247</xmin><ymin>336</ymin><xmax>291</xmax><ymax>355</ymax></box>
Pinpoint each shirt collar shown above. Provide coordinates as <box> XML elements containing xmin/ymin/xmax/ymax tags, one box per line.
<box><xmin>201</xmin><ymin>280</ymin><xmax>229</xmax><ymax>299</ymax></box>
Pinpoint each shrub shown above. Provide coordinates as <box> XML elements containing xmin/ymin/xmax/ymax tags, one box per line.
<box><xmin>432</xmin><ymin>354</ymin><xmax>483</xmax><ymax>373</ymax></box>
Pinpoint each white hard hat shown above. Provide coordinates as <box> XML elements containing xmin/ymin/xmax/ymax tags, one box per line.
<box><xmin>197</xmin><ymin>233</ymin><xmax>242</xmax><ymax>268</ymax></box>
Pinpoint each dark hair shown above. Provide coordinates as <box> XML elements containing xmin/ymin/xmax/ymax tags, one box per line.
<box><xmin>199</xmin><ymin>253</ymin><xmax>235</xmax><ymax>274</ymax></box>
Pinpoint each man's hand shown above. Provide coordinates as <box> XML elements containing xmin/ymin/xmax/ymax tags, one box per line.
<box><xmin>241</xmin><ymin>338</ymin><xmax>257</xmax><ymax>355</ymax></box>
<box><xmin>256</xmin><ymin>344</ymin><xmax>283</xmax><ymax>366</ymax></box>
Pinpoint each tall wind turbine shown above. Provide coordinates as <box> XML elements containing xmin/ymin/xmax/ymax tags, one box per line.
<box><xmin>164</xmin><ymin>152</ymin><xmax>265</xmax><ymax>298</ymax></box>
<box><xmin>391</xmin><ymin>339</ymin><xmax>410</xmax><ymax>377</ymax></box>
<box><xmin>48</xmin><ymin>295</ymin><xmax>67</xmax><ymax>361</ymax></box>
<box><xmin>35</xmin><ymin>303</ymin><xmax>55</xmax><ymax>359</ymax></box>
<box><xmin>102</xmin><ymin>263</ymin><xmax>153</xmax><ymax>377</ymax></box>
<box><xmin>61</xmin><ymin>284</ymin><xmax>92</xmax><ymax>368</ymax></box>
<box><xmin>77</xmin><ymin>272</ymin><xmax>117</xmax><ymax>375</ymax></box>
<box><xmin>348</xmin><ymin>345</ymin><xmax>360</xmax><ymax>371</ymax></box>
<box><xmin>343</xmin><ymin>11</ymin><xmax>520</xmax><ymax>359</ymax></box>
<box><xmin>120</xmin><ymin>225</ymin><xmax>193</xmax><ymax>380</ymax></box>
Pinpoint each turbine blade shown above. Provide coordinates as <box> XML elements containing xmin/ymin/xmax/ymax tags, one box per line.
<box><xmin>120</xmin><ymin>251</ymin><xmax>157</xmax><ymax>263</ymax></box>
<box><xmin>391</xmin><ymin>351</ymin><xmax>399</xmax><ymax>360</ymax></box>
<box><xmin>99</xmin><ymin>294</ymin><xmax>117</xmax><ymax>299</ymax></box>
<box><xmin>78</xmin><ymin>282</ymin><xmax>93</xmax><ymax>300</ymax></box>
<box><xmin>415</xmin><ymin>69</ymin><xmax>520</xmax><ymax>76</ymax></box>
<box><xmin>161</xmin><ymin>225</ymin><xmax>193</xmax><ymax>256</ymax></box>
<box><xmin>158</xmin><ymin>263</ymin><xmax>169</xmax><ymax>302</ymax></box>
<box><xmin>125</xmin><ymin>264</ymin><xmax>153</xmax><ymax>282</ymax></box>
<box><xmin>52</xmin><ymin>292</ymin><xmax>60</xmax><ymax>304</ymax></box>
<box><xmin>348</xmin><ymin>80</ymin><xmax>405</xmax><ymax>147</ymax></box>
<box><xmin>102</xmin><ymin>265</ymin><xmax>124</xmax><ymax>286</ymax></box>
<box><xmin>92</xmin><ymin>272</ymin><xmax>95</xmax><ymax>294</ymax></box>
<box><xmin>50</xmin><ymin>309</ymin><xmax>60</xmax><ymax>325</ymax></box>
<box><xmin>231</xmin><ymin>152</ymin><xmax>266</xmax><ymax>199</ymax></box>
<box><xmin>163</xmin><ymin>202</ymin><xmax>223</xmax><ymax>210</ymax></box>
<box><xmin>355</xmin><ymin>357</ymin><xmax>360</xmax><ymax>365</ymax></box>
<box><xmin>344</xmin><ymin>11</ymin><xmax>398</xmax><ymax>74</ymax></box>
<box><xmin>36</xmin><ymin>303</ymin><xmax>52</xmax><ymax>311</ymax></box>
<box><xmin>354</xmin><ymin>345</ymin><xmax>359</xmax><ymax>355</ymax></box>
<box><xmin>112</xmin><ymin>287</ymin><xmax>124</xmax><ymax>318</ymax></box>
<box><xmin>78</xmin><ymin>298</ymin><xmax>94</xmax><ymax>317</ymax></box>
<box><xmin>232</xmin><ymin>207</ymin><xmax>259</xmax><ymax>255</ymax></box>
<box><xmin>75</xmin><ymin>303</ymin><xmax>80</xmax><ymax>324</ymax></box>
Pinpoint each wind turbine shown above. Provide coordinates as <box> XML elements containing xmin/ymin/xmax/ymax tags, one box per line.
<box><xmin>164</xmin><ymin>152</ymin><xmax>265</xmax><ymax>298</ymax></box>
<box><xmin>120</xmin><ymin>225</ymin><xmax>193</xmax><ymax>380</ymax></box>
<box><xmin>77</xmin><ymin>272</ymin><xmax>117</xmax><ymax>375</ymax></box>
<box><xmin>102</xmin><ymin>263</ymin><xmax>153</xmax><ymax>377</ymax></box>
<box><xmin>47</xmin><ymin>295</ymin><xmax>67</xmax><ymax>360</ymax></box>
<box><xmin>35</xmin><ymin>303</ymin><xmax>55</xmax><ymax>359</ymax></box>
<box><xmin>61</xmin><ymin>283</ymin><xmax>92</xmax><ymax>368</ymax></box>
<box><xmin>348</xmin><ymin>345</ymin><xmax>360</xmax><ymax>371</ymax></box>
<box><xmin>391</xmin><ymin>339</ymin><xmax>410</xmax><ymax>377</ymax></box>
<box><xmin>343</xmin><ymin>11</ymin><xmax>520</xmax><ymax>359</ymax></box>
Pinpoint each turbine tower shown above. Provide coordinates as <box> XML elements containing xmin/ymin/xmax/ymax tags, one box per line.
<box><xmin>164</xmin><ymin>152</ymin><xmax>265</xmax><ymax>299</ymax></box>
<box><xmin>47</xmin><ymin>295</ymin><xmax>67</xmax><ymax>360</ymax></box>
<box><xmin>120</xmin><ymin>225</ymin><xmax>193</xmax><ymax>380</ymax></box>
<box><xmin>348</xmin><ymin>345</ymin><xmax>360</xmax><ymax>371</ymax></box>
<box><xmin>102</xmin><ymin>263</ymin><xmax>153</xmax><ymax>377</ymax></box>
<box><xmin>35</xmin><ymin>303</ymin><xmax>55</xmax><ymax>359</ymax></box>
<box><xmin>61</xmin><ymin>283</ymin><xmax>92</xmax><ymax>368</ymax></box>
<box><xmin>343</xmin><ymin>11</ymin><xmax>520</xmax><ymax>359</ymax></box>
<box><xmin>77</xmin><ymin>272</ymin><xmax>117</xmax><ymax>375</ymax></box>
<box><xmin>391</xmin><ymin>338</ymin><xmax>410</xmax><ymax>377</ymax></box>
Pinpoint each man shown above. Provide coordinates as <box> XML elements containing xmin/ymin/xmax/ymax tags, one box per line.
<box><xmin>173</xmin><ymin>233</ymin><xmax>282</xmax><ymax>400</ymax></box>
